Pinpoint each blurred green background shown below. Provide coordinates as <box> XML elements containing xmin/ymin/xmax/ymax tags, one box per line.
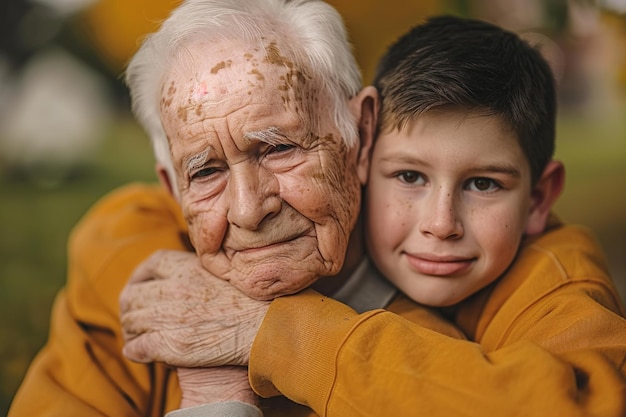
<box><xmin>1</xmin><ymin>0</ymin><xmax>625</xmax><ymax>415</ymax></box>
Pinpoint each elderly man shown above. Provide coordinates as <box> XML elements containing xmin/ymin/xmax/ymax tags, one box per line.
<box><xmin>10</xmin><ymin>0</ymin><xmax>441</xmax><ymax>416</ymax></box>
<box><xmin>119</xmin><ymin>0</ymin><xmax>384</xmax><ymax>414</ymax></box>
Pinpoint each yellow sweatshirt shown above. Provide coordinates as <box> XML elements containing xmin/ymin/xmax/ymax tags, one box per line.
<box><xmin>8</xmin><ymin>184</ymin><xmax>626</xmax><ymax>417</ymax></box>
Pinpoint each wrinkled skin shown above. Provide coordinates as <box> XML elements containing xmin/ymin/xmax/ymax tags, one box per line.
<box><xmin>159</xmin><ymin>38</ymin><xmax>363</xmax><ymax>301</ymax></box>
<box><xmin>120</xmin><ymin>250</ymin><xmax>269</xmax><ymax>407</ymax></box>
<box><xmin>120</xmin><ymin>250</ymin><xmax>268</xmax><ymax>366</ymax></box>
<box><xmin>177</xmin><ymin>367</ymin><xmax>257</xmax><ymax>409</ymax></box>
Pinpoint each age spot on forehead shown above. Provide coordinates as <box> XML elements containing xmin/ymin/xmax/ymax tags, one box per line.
<box><xmin>243</xmin><ymin>52</ymin><xmax>259</xmax><ymax>66</ymax></box>
<box><xmin>261</xmin><ymin>41</ymin><xmax>313</xmax><ymax>114</ymax></box>
<box><xmin>167</xmin><ymin>81</ymin><xmax>177</xmax><ymax>96</ymax></box>
<box><xmin>249</xmin><ymin>68</ymin><xmax>265</xmax><ymax>82</ymax></box>
<box><xmin>211</xmin><ymin>60</ymin><xmax>232</xmax><ymax>74</ymax></box>
<box><xmin>160</xmin><ymin>81</ymin><xmax>177</xmax><ymax>110</ymax></box>
<box><xmin>264</xmin><ymin>41</ymin><xmax>294</xmax><ymax>69</ymax></box>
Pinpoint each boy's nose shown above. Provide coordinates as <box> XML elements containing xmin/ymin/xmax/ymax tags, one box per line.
<box><xmin>419</xmin><ymin>189</ymin><xmax>463</xmax><ymax>240</ymax></box>
<box><xmin>227</xmin><ymin>164</ymin><xmax>281</xmax><ymax>230</ymax></box>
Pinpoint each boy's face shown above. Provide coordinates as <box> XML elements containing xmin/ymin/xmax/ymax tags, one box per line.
<box><xmin>365</xmin><ymin>110</ymin><xmax>534</xmax><ymax>307</ymax></box>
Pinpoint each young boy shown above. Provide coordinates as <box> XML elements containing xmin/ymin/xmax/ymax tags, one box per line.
<box><xmin>365</xmin><ymin>14</ymin><xmax>565</xmax><ymax>310</ymax></box>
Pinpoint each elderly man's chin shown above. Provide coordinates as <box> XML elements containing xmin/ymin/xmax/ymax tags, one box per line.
<box><xmin>231</xmin><ymin>267</ymin><xmax>321</xmax><ymax>301</ymax></box>
<box><xmin>199</xmin><ymin>238</ymin><xmax>345</xmax><ymax>301</ymax></box>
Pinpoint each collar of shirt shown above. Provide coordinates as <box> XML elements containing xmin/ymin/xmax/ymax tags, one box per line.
<box><xmin>331</xmin><ymin>258</ymin><xmax>397</xmax><ymax>313</ymax></box>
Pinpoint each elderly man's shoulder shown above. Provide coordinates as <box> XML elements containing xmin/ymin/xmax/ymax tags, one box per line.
<box><xmin>71</xmin><ymin>182</ymin><xmax>183</xmax><ymax>241</ymax></box>
<box><xmin>67</xmin><ymin>182</ymin><xmax>188</xmax><ymax>283</ymax></box>
<box><xmin>63</xmin><ymin>182</ymin><xmax>189</xmax><ymax>318</ymax></box>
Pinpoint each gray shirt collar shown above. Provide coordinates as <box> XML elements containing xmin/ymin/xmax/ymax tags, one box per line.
<box><xmin>331</xmin><ymin>258</ymin><xmax>397</xmax><ymax>313</ymax></box>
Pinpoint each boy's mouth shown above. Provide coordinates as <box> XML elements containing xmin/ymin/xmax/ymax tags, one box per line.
<box><xmin>403</xmin><ymin>252</ymin><xmax>475</xmax><ymax>276</ymax></box>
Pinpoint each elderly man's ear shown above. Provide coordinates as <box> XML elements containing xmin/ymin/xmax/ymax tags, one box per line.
<box><xmin>156</xmin><ymin>164</ymin><xmax>177</xmax><ymax>199</ymax></box>
<box><xmin>350</xmin><ymin>86</ymin><xmax>379</xmax><ymax>186</ymax></box>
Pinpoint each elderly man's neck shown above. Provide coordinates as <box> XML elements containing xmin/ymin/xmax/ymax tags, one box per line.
<box><xmin>311</xmin><ymin>218</ymin><xmax>365</xmax><ymax>297</ymax></box>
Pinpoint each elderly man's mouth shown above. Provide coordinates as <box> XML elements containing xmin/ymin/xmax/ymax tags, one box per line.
<box><xmin>225</xmin><ymin>231</ymin><xmax>315</xmax><ymax>255</ymax></box>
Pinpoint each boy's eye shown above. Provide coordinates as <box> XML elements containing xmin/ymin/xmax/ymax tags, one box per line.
<box><xmin>396</xmin><ymin>171</ymin><xmax>424</xmax><ymax>185</ymax></box>
<box><xmin>467</xmin><ymin>177</ymin><xmax>500</xmax><ymax>192</ymax></box>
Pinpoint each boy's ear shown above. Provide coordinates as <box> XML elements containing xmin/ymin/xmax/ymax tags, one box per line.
<box><xmin>349</xmin><ymin>86</ymin><xmax>379</xmax><ymax>185</ymax></box>
<box><xmin>156</xmin><ymin>163</ymin><xmax>178</xmax><ymax>200</ymax></box>
<box><xmin>525</xmin><ymin>160</ymin><xmax>565</xmax><ymax>235</ymax></box>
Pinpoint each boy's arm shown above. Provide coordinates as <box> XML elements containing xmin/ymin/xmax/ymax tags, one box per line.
<box><xmin>250</xmin><ymin>224</ymin><xmax>626</xmax><ymax>417</ymax></box>
<box><xmin>251</xmin><ymin>287</ymin><xmax>626</xmax><ymax>417</ymax></box>
<box><xmin>8</xmin><ymin>183</ymin><xmax>187</xmax><ymax>417</ymax></box>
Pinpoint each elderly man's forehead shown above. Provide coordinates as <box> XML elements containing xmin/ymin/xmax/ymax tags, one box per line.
<box><xmin>159</xmin><ymin>35</ymin><xmax>321</xmax><ymax>111</ymax></box>
<box><xmin>168</xmin><ymin>36</ymin><xmax>304</xmax><ymax>76</ymax></box>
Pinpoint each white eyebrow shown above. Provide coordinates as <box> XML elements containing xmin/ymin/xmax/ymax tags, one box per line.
<box><xmin>243</xmin><ymin>126</ymin><xmax>285</xmax><ymax>146</ymax></box>
<box><xmin>184</xmin><ymin>149</ymin><xmax>210</xmax><ymax>173</ymax></box>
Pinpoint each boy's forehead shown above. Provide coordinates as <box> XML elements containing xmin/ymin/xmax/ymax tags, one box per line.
<box><xmin>380</xmin><ymin>109</ymin><xmax>530</xmax><ymax>170</ymax></box>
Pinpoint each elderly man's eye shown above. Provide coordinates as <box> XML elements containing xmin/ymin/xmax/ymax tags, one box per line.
<box><xmin>266</xmin><ymin>143</ymin><xmax>295</xmax><ymax>155</ymax></box>
<box><xmin>191</xmin><ymin>167</ymin><xmax>220</xmax><ymax>180</ymax></box>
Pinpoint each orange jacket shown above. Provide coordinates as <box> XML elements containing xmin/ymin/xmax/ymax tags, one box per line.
<box><xmin>9</xmin><ymin>184</ymin><xmax>626</xmax><ymax>417</ymax></box>
<box><xmin>9</xmin><ymin>184</ymin><xmax>187</xmax><ymax>417</ymax></box>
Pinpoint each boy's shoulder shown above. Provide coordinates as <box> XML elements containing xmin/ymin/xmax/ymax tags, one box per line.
<box><xmin>472</xmin><ymin>216</ymin><xmax>626</xmax><ymax>349</ymax></box>
<box><xmin>490</xmin><ymin>214</ymin><xmax>621</xmax><ymax>313</ymax></box>
<box><xmin>521</xmin><ymin>216</ymin><xmax>610</xmax><ymax>285</ymax></box>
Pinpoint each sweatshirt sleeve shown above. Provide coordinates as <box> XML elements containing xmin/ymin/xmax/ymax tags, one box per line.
<box><xmin>249</xmin><ymin>288</ymin><xmax>626</xmax><ymax>417</ymax></box>
<box><xmin>9</xmin><ymin>183</ymin><xmax>188</xmax><ymax>417</ymax></box>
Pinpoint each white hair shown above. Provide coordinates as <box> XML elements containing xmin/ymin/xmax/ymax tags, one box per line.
<box><xmin>125</xmin><ymin>0</ymin><xmax>362</xmax><ymax>181</ymax></box>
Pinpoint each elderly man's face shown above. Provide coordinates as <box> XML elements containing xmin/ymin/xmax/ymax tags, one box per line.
<box><xmin>159</xmin><ymin>39</ymin><xmax>362</xmax><ymax>300</ymax></box>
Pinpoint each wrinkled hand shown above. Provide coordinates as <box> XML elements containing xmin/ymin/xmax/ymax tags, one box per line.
<box><xmin>177</xmin><ymin>366</ymin><xmax>258</xmax><ymax>409</ymax></box>
<box><xmin>120</xmin><ymin>250</ymin><xmax>270</xmax><ymax>367</ymax></box>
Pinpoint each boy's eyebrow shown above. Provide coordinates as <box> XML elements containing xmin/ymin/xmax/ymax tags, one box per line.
<box><xmin>475</xmin><ymin>163</ymin><xmax>522</xmax><ymax>177</ymax></box>
<box><xmin>381</xmin><ymin>154</ymin><xmax>522</xmax><ymax>177</ymax></box>
<box><xmin>380</xmin><ymin>154</ymin><xmax>434</xmax><ymax>169</ymax></box>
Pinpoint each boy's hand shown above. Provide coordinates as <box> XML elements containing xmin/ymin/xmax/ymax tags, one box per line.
<box><xmin>119</xmin><ymin>250</ymin><xmax>270</xmax><ymax>367</ymax></box>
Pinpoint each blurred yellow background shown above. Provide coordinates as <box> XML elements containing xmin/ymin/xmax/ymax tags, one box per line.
<box><xmin>1</xmin><ymin>0</ymin><xmax>624</xmax><ymax>414</ymax></box>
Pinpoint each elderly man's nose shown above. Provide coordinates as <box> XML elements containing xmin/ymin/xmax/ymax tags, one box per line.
<box><xmin>227</xmin><ymin>169</ymin><xmax>280</xmax><ymax>230</ymax></box>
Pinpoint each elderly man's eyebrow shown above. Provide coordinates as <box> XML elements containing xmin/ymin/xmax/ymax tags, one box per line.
<box><xmin>243</xmin><ymin>126</ymin><xmax>288</xmax><ymax>146</ymax></box>
<box><xmin>184</xmin><ymin>149</ymin><xmax>210</xmax><ymax>173</ymax></box>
